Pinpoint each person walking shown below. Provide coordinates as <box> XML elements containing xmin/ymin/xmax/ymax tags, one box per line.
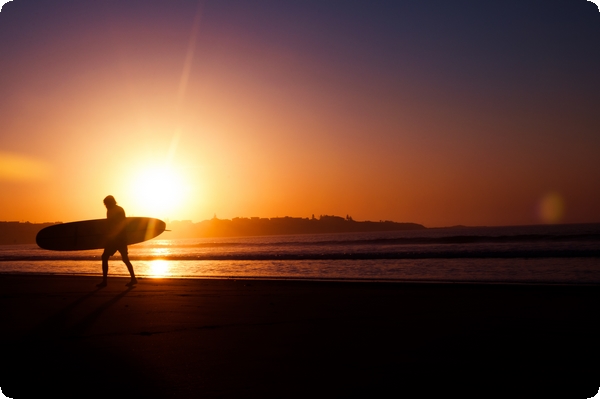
<box><xmin>97</xmin><ymin>195</ymin><xmax>138</xmax><ymax>287</ymax></box>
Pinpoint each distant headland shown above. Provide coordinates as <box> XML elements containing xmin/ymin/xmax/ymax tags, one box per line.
<box><xmin>165</xmin><ymin>215</ymin><xmax>426</xmax><ymax>239</ymax></box>
<box><xmin>0</xmin><ymin>221</ymin><xmax>57</xmax><ymax>245</ymax></box>
<box><xmin>0</xmin><ymin>215</ymin><xmax>426</xmax><ymax>245</ymax></box>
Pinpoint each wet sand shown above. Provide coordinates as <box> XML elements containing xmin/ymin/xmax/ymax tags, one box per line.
<box><xmin>0</xmin><ymin>274</ymin><xmax>598</xmax><ymax>398</ymax></box>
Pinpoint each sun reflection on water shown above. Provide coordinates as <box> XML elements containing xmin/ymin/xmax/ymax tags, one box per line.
<box><xmin>151</xmin><ymin>247</ymin><xmax>171</xmax><ymax>257</ymax></box>
<box><xmin>148</xmin><ymin>260</ymin><xmax>170</xmax><ymax>277</ymax></box>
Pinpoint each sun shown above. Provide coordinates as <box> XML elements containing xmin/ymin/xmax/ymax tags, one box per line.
<box><xmin>128</xmin><ymin>165</ymin><xmax>186</xmax><ymax>218</ymax></box>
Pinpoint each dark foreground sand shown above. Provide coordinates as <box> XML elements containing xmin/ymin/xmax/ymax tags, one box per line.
<box><xmin>0</xmin><ymin>274</ymin><xmax>598</xmax><ymax>398</ymax></box>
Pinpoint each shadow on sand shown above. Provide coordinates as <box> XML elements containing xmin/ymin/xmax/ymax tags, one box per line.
<box><xmin>5</xmin><ymin>284</ymin><xmax>166</xmax><ymax>398</ymax></box>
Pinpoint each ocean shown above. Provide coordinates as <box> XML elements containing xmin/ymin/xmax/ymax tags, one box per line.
<box><xmin>1</xmin><ymin>223</ymin><xmax>599</xmax><ymax>284</ymax></box>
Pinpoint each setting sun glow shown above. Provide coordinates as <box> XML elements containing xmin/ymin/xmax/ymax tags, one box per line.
<box><xmin>128</xmin><ymin>165</ymin><xmax>187</xmax><ymax>219</ymax></box>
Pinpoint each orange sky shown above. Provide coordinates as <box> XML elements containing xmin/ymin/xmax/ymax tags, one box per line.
<box><xmin>1</xmin><ymin>1</ymin><xmax>599</xmax><ymax>227</ymax></box>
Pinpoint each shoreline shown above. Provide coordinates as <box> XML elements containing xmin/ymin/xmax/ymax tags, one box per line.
<box><xmin>1</xmin><ymin>274</ymin><xmax>598</xmax><ymax>397</ymax></box>
<box><xmin>2</xmin><ymin>271</ymin><xmax>600</xmax><ymax>287</ymax></box>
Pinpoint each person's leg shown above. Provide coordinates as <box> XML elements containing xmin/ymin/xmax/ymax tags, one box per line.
<box><xmin>120</xmin><ymin>247</ymin><xmax>137</xmax><ymax>285</ymax></box>
<box><xmin>98</xmin><ymin>250</ymin><xmax>110</xmax><ymax>287</ymax></box>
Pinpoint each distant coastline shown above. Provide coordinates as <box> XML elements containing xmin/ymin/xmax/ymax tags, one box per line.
<box><xmin>0</xmin><ymin>215</ymin><xmax>425</xmax><ymax>245</ymax></box>
<box><xmin>166</xmin><ymin>215</ymin><xmax>426</xmax><ymax>239</ymax></box>
<box><xmin>0</xmin><ymin>221</ymin><xmax>57</xmax><ymax>245</ymax></box>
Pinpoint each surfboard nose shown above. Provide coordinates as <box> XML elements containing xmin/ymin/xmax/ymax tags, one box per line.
<box><xmin>141</xmin><ymin>218</ymin><xmax>166</xmax><ymax>241</ymax></box>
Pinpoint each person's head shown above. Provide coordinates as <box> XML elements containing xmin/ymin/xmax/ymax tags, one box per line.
<box><xmin>103</xmin><ymin>195</ymin><xmax>117</xmax><ymax>208</ymax></box>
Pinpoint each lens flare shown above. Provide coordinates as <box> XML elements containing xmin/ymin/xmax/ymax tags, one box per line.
<box><xmin>0</xmin><ymin>151</ymin><xmax>51</xmax><ymax>181</ymax></box>
<box><xmin>538</xmin><ymin>192</ymin><xmax>564</xmax><ymax>224</ymax></box>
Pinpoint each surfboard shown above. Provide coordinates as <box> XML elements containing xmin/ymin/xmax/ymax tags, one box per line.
<box><xmin>36</xmin><ymin>217</ymin><xmax>166</xmax><ymax>251</ymax></box>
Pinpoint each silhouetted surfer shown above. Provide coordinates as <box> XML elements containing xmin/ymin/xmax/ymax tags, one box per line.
<box><xmin>97</xmin><ymin>195</ymin><xmax>138</xmax><ymax>287</ymax></box>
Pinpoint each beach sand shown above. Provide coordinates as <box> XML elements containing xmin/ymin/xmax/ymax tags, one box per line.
<box><xmin>0</xmin><ymin>274</ymin><xmax>598</xmax><ymax>398</ymax></box>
